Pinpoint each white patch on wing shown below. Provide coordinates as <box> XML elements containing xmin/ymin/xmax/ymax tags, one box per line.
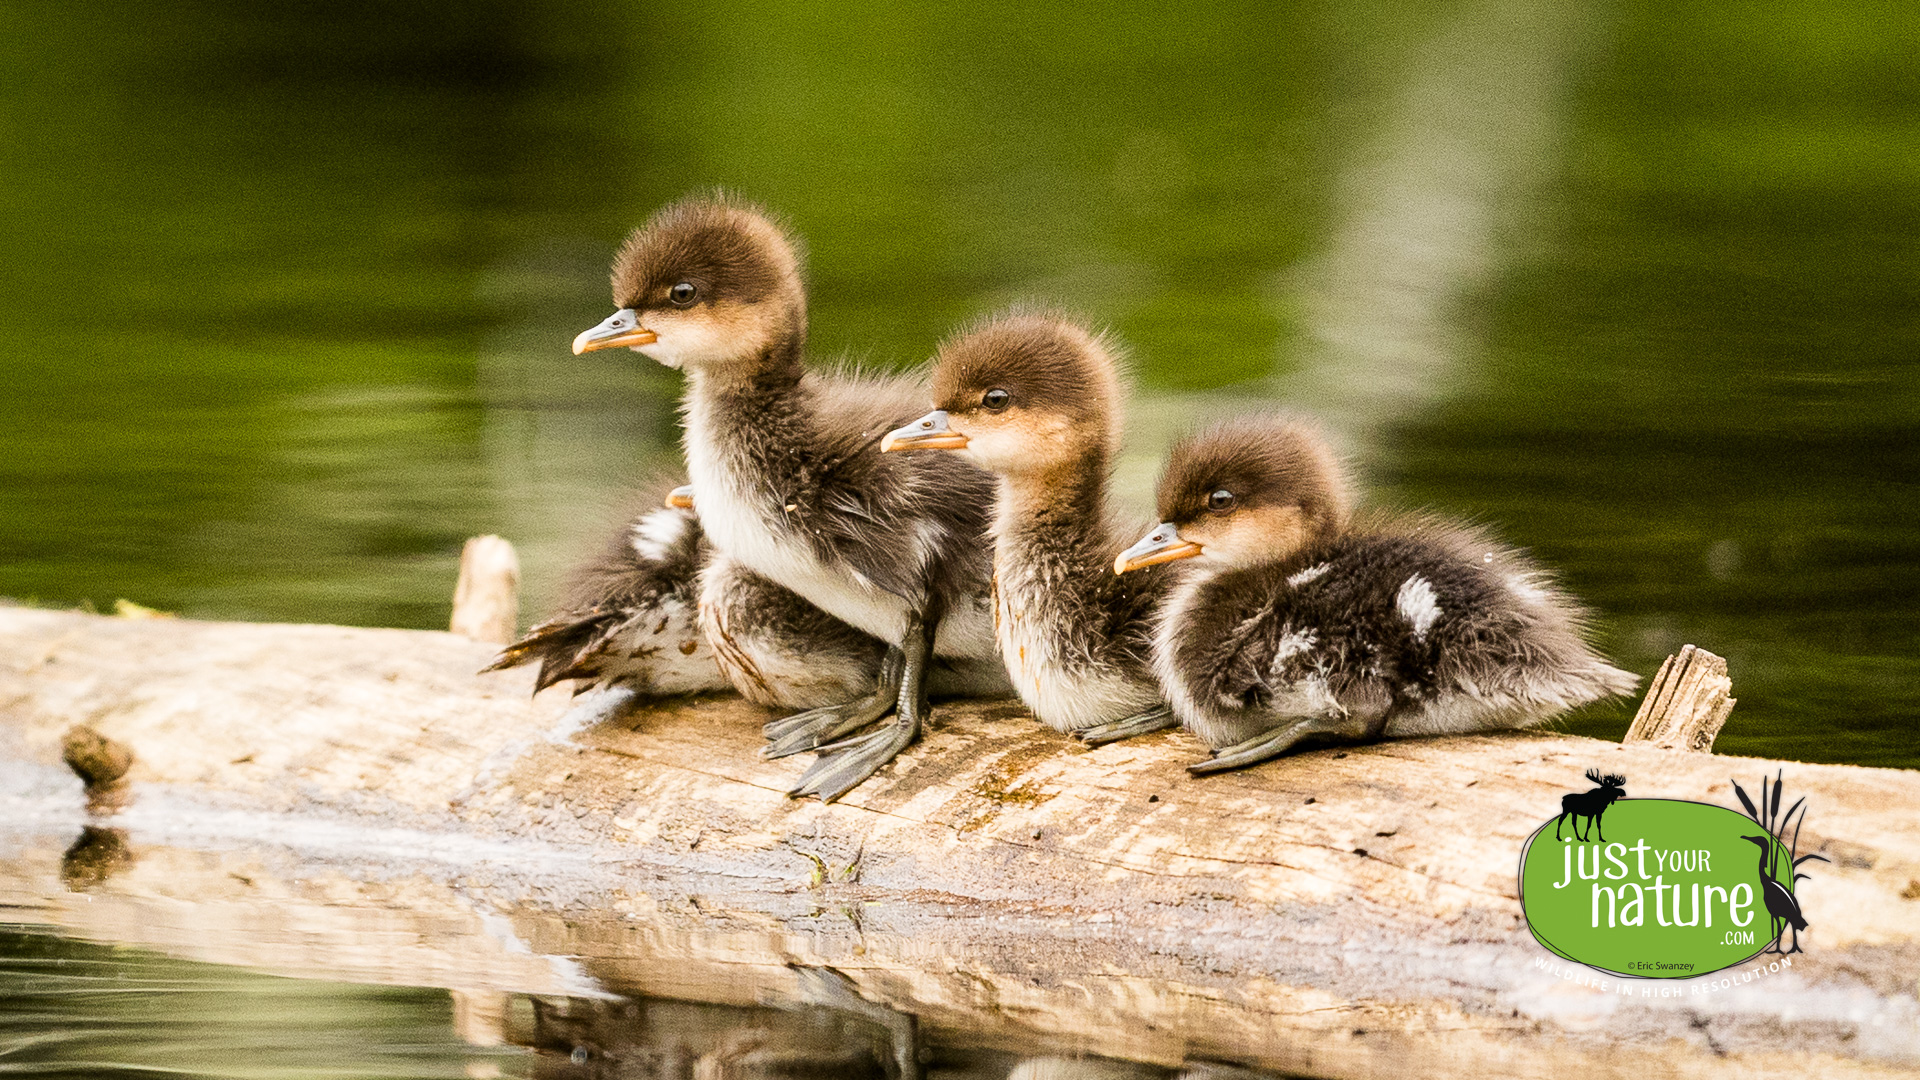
<box><xmin>1287</xmin><ymin>562</ymin><xmax>1331</xmax><ymax>587</ymax></box>
<box><xmin>912</xmin><ymin>519</ymin><xmax>943</xmax><ymax>576</ymax></box>
<box><xmin>1395</xmin><ymin>574</ymin><xmax>1442</xmax><ymax>639</ymax></box>
<box><xmin>1270</xmin><ymin>625</ymin><xmax>1318</xmax><ymax>673</ymax></box>
<box><xmin>630</xmin><ymin>509</ymin><xmax>688</xmax><ymax>562</ymax></box>
<box><xmin>1503</xmin><ymin>571</ymin><xmax>1550</xmax><ymax>607</ymax></box>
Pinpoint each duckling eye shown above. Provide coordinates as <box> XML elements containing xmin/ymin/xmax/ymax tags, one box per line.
<box><xmin>982</xmin><ymin>388</ymin><xmax>1011</xmax><ymax>412</ymax></box>
<box><xmin>668</xmin><ymin>282</ymin><xmax>698</xmax><ymax>306</ymax></box>
<box><xmin>1207</xmin><ymin>489</ymin><xmax>1236</xmax><ymax>512</ymax></box>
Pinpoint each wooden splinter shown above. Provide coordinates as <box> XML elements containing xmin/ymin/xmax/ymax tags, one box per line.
<box><xmin>1623</xmin><ymin>644</ymin><xmax>1735</xmax><ymax>752</ymax></box>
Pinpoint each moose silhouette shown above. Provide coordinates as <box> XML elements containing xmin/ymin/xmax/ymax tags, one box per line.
<box><xmin>1554</xmin><ymin>768</ymin><xmax>1627</xmax><ymax>842</ymax></box>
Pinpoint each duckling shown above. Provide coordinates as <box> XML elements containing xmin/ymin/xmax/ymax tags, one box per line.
<box><xmin>881</xmin><ymin>314</ymin><xmax>1177</xmax><ymax>741</ymax></box>
<box><xmin>571</xmin><ymin>194</ymin><xmax>1008</xmax><ymax>801</ymax></box>
<box><xmin>1115</xmin><ymin>417</ymin><xmax>1637</xmax><ymax>773</ymax></box>
<box><xmin>487</xmin><ymin>489</ymin><xmax>887</xmax><ymax>709</ymax></box>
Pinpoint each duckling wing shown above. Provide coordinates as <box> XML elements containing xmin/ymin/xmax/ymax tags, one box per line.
<box><xmin>792</xmin><ymin>373</ymin><xmax>998</xmax><ymax>605</ymax></box>
<box><xmin>488</xmin><ymin>501</ymin><xmax>722</xmax><ymax>695</ymax></box>
<box><xmin>1292</xmin><ymin>528</ymin><xmax>1636</xmax><ymax>733</ymax></box>
<box><xmin>1170</xmin><ymin>552</ymin><xmax>1437</xmax><ymax>743</ymax></box>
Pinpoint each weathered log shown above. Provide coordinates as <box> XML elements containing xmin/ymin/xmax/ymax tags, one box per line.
<box><xmin>0</xmin><ymin>606</ymin><xmax>1915</xmax><ymax>1078</ymax></box>
<box><xmin>1623</xmin><ymin>645</ymin><xmax>1735</xmax><ymax>752</ymax></box>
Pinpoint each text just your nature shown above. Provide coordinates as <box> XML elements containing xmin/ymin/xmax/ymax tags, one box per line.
<box><xmin>1553</xmin><ymin>837</ymin><xmax>1756</xmax><ymax>939</ymax></box>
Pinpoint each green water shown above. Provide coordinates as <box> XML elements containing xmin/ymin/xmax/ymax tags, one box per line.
<box><xmin>0</xmin><ymin>925</ymin><xmax>520</xmax><ymax>1079</ymax></box>
<box><xmin>1</xmin><ymin>0</ymin><xmax>1914</xmax><ymax>771</ymax></box>
<box><xmin>0</xmin><ymin>925</ymin><xmax>1220</xmax><ymax>1078</ymax></box>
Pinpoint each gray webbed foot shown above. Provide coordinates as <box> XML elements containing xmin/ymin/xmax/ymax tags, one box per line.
<box><xmin>762</xmin><ymin>648</ymin><xmax>905</xmax><ymax>759</ymax></box>
<box><xmin>1075</xmin><ymin>705</ymin><xmax>1178</xmax><ymax>746</ymax></box>
<box><xmin>789</xmin><ymin>612</ymin><xmax>931</xmax><ymax>804</ymax></box>
<box><xmin>1188</xmin><ymin>712</ymin><xmax>1382</xmax><ymax>776</ymax></box>
<box><xmin>788</xmin><ymin>715</ymin><xmax>920</xmax><ymax>803</ymax></box>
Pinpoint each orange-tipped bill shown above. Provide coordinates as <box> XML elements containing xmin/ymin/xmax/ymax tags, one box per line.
<box><xmin>664</xmin><ymin>485</ymin><xmax>695</xmax><ymax>510</ymax></box>
<box><xmin>1115</xmin><ymin>523</ymin><xmax>1203</xmax><ymax>574</ymax></box>
<box><xmin>572</xmin><ymin>309</ymin><xmax>658</xmax><ymax>355</ymax></box>
<box><xmin>881</xmin><ymin>410</ymin><xmax>968</xmax><ymax>452</ymax></box>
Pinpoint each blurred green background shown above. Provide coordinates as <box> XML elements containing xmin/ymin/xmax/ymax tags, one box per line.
<box><xmin>0</xmin><ymin>0</ymin><xmax>1914</xmax><ymax>767</ymax></box>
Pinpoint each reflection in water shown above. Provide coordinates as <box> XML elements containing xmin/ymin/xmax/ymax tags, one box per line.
<box><xmin>58</xmin><ymin>825</ymin><xmax>132</xmax><ymax>891</ymax></box>
<box><xmin>1278</xmin><ymin>0</ymin><xmax>1593</xmax><ymax>447</ymax></box>
<box><xmin>0</xmin><ymin>927</ymin><xmax>1292</xmax><ymax>1080</ymax></box>
<box><xmin>0</xmin><ymin>924</ymin><xmax>522</xmax><ymax>1080</ymax></box>
<box><xmin>520</xmin><ymin>993</ymin><xmax>902</xmax><ymax>1079</ymax></box>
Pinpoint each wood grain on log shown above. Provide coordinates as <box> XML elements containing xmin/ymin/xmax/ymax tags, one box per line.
<box><xmin>1624</xmin><ymin>645</ymin><xmax>1736</xmax><ymax>752</ymax></box>
<box><xmin>0</xmin><ymin>606</ymin><xmax>1915</xmax><ymax>1079</ymax></box>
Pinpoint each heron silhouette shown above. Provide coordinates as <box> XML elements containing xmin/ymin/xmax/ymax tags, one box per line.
<box><xmin>1741</xmin><ymin>834</ymin><xmax>1807</xmax><ymax>954</ymax></box>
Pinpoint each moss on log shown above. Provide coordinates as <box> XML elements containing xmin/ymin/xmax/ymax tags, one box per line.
<box><xmin>0</xmin><ymin>606</ymin><xmax>1916</xmax><ymax>1078</ymax></box>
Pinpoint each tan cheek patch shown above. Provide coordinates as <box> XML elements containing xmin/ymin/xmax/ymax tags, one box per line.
<box><xmin>1006</xmin><ymin>412</ymin><xmax>1082</xmax><ymax>460</ymax></box>
<box><xmin>953</xmin><ymin>413</ymin><xmax>1024</xmax><ymax>466</ymax></box>
<box><xmin>644</xmin><ymin>300</ymin><xmax>788</xmax><ymax>365</ymax></box>
<box><xmin>957</xmin><ymin>411</ymin><xmax>1099</xmax><ymax>474</ymax></box>
<box><xmin>1186</xmin><ymin>505</ymin><xmax>1309</xmax><ymax>563</ymax></box>
<box><xmin>708</xmin><ymin>298</ymin><xmax>783</xmax><ymax>339</ymax></box>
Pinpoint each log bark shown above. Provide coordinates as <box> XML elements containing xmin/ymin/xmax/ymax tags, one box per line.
<box><xmin>0</xmin><ymin>606</ymin><xmax>1915</xmax><ymax>1078</ymax></box>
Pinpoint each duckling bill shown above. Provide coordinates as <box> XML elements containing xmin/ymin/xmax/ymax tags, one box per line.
<box><xmin>883</xmin><ymin>313</ymin><xmax>1178</xmax><ymax>742</ymax></box>
<box><xmin>1118</xmin><ymin>417</ymin><xmax>1638</xmax><ymax>773</ymax></box>
<box><xmin>573</xmin><ymin>194</ymin><xmax>1008</xmax><ymax>802</ymax></box>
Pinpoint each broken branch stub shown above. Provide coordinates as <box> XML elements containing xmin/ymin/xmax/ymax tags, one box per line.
<box><xmin>450</xmin><ymin>535</ymin><xmax>520</xmax><ymax>645</ymax></box>
<box><xmin>1623</xmin><ymin>644</ymin><xmax>1735</xmax><ymax>752</ymax></box>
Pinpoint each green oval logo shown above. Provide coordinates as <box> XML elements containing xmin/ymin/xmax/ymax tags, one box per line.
<box><xmin>1520</xmin><ymin>799</ymin><xmax>1802</xmax><ymax>978</ymax></box>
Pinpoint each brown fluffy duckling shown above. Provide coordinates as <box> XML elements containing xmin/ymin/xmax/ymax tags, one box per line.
<box><xmin>572</xmin><ymin>194</ymin><xmax>1007</xmax><ymax>801</ymax></box>
<box><xmin>1116</xmin><ymin>417</ymin><xmax>1638</xmax><ymax>773</ymax></box>
<box><xmin>881</xmin><ymin>314</ymin><xmax>1178</xmax><ymax>740</ymax></box>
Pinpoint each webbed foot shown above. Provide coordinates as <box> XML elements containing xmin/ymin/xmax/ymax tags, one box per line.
<box><xmin>788</xmin><ymin>717</ymin><xmax>919</xmax><ymax>803</ymax></box>
<box><xmin>1075</xmin><ymin>705</ymin><xmax>1178</xmax><ymax>746</ymax></box>
<box><xmin>1189</xmin><ymin>715</ymin><xmax>1381</xmax><ymax>775</ymax></box>
<box><xmin>788</xmin><ymin>612</ymin><xmax>931</xmax><ymax>804</ymax></box>
<box><xmin>762</xmin><ymin>648</ymin><xmax>905</xmax><ymax>759</ymax></box>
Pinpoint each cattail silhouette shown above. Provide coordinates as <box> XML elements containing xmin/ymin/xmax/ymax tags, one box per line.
<box><xmin>1554</xmin><ymin>768</ymin><xmax>1627</xmax><ymax>842</ymax></box>
<box><xmin>1731</xmin><ymin>772</ymin><xmax>1828</xmax><ymax>955</ymax></box>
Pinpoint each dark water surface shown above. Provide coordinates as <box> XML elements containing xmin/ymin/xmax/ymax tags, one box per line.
<box><xmin>0</xmin><ymin>0</ymin><xmax>1915</xmax><ymax>1071</ymax></box>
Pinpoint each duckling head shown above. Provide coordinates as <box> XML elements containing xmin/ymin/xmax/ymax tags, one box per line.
<box><xmin>1116</xmin><ymin>417</ymin><xmax>1349</xmax><ymax>574</ymax></box>
<box><xmin>880</xmin><ymin>311</ymin><xmax>1122</xmax><ymax>477</ymax></box>
<box><xmin>572</xmin><ymin>194</ymin><xmax>806</xmax><ymax>374</ymax></box>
